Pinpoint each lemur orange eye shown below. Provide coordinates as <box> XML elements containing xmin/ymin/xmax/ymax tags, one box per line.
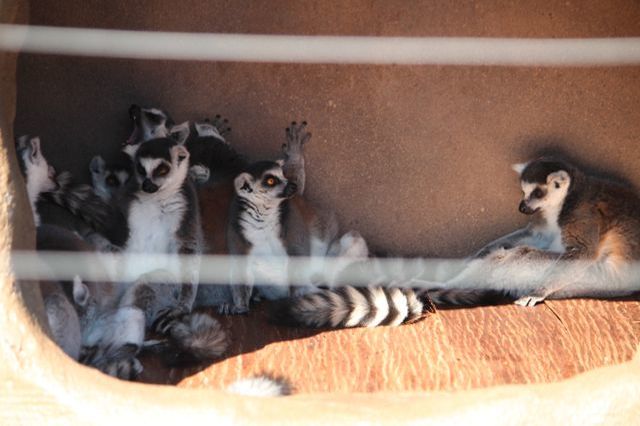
<box><xmin>263</xmin><ymin>175</ymin><xmax>280</xmax><ymax>187</ymax></box>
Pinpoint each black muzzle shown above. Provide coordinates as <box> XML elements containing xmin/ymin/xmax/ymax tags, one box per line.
<box><xmin>142</xmin><ymin>179</ymin><xmax>158</xmax><ymax>193</ymax></box>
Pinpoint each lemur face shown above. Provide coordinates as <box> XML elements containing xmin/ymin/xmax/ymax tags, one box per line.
<box><xmin>89</xmin><ymin>155</ymin><xmax>130</xmax><ymax>201</ymax></box>
<box><xmin>134</xmin><ymin>138</ymin><xmax>189</xmax><ymax>195</ymax></box>
<box><xmin>126</xmin><ymin>104</ymin><xmax>174</xmax><ymax>147</ymax></box>
<box><xmin>234</xmin><ymin>161</ymin><xmax>298</xmax><ymax>204</ymax></box>
<box><xmin>15</xmin><ymin>135</ymin><xmax>57</xmax><ymax>193</ymax></box>
<box><xmin>514</xmin><ymin>159</ymin><xmax>571</xmax><ymax>216</ymax></box>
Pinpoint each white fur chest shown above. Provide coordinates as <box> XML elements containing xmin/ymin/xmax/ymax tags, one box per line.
<box><xmin>542</xmin><ymin>205</ymin><xmax>566</xmax><ymax>253</ymax></box>
<box><xmin>126</xmin><ymin>192</ymin><xmax>186</xmax><ymax>254</ymax></box>
<box><xmin>124</xmin><ymin>192</ymin><xmax>186</xmax><ymax>281</ymax></box>
<box><xmin>239</xmin><ymin>208</ymin><xmax>289</xmax><ymax>296</ymax></box>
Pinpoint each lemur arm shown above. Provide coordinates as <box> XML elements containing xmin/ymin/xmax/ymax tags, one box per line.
<box><xmin>473</xmin><ymin>225</ymin><xmax>535</xmax><ymax>258</ymax></box>
<box><xmin>281</xmin><ymin>122</ymin><xmax>311</xmax><ymax>196</ymax></box>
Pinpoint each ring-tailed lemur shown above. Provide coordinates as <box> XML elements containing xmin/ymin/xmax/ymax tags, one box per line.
<box><xmin>213</xmin><ymin>123</ymin><xmax>339</xmax><ymax>314</ymax></box>
<box><xmin>15</xmin><ymin>135</ymin><xmax>123</xmax><ymax>251</ymax></box>
<box><xmin>421</xmin><ymin>157</ymin><xmax>640</xmax><ymax>307</ymax></box>
<box><xmin>113</xmin><ymin>137</ymin><xmax>228</xmax><ymax>369</ymax></box>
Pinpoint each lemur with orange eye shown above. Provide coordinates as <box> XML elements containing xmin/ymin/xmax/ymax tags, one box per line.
<box><xmin>205</xmin><ymin>123</ymin><xmax>339</xmax><ymax>315</ymax></box>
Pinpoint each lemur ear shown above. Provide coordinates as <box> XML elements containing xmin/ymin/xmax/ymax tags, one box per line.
<box><xmin>29</xmin><ymin>137</ymin><xmax>41</xmax><ymax>161</ymax></box>
<box><xmin>173</xmin><ymin>145</ymin><xmax>190</xmax><ymax>163</ymax></box>
<box><xmin>234</xmin><ymin>173</ymin><xmax>253</xmax><ymax>194</ymax></box>
<box><xmin>511</xmin><ymin>162</ymin><xmax>528</xmax><ymax>175</ymax></box>
<box><xmin>276</xmin><ymin>159</ymin><xmax>285</xmax><ymax>167</ymax></box>
<box><xmin>170</xmin><ymin>121</ymin><xmax>190</xmax><ymax>145</ymax></box>
<box><xmin>16</xmin><ymin>135</ymin><xmax>29</xmax><ymax>150</ymax></box>
<box><xmin>72</xmin><ymin>275</ymin><xmax>90</xmax><ymax>307</ymax></box>
<box><xmin>547</xmin><ymin>170</ymin><xmax>569</xmax><ymax>189</ymax></box>
<box><xmin>89</xmin><ymin>155</ymin><xmax>106</xmax><ymax>174</ymax></box>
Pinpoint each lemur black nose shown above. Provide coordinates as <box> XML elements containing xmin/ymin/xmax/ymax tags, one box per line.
<box><xmin>519</xmin><ymin>200</ymin><xmax>534</xmax><ymax>215</ymax></box>
<box><xmin>142</xmin><ymin>179</ymin><xmax>158</xmax><ymax>193</ymax></box>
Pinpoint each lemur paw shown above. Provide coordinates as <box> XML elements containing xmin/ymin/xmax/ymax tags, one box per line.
<box><xmin>283</xmin><ymin>121</ymin><xmax>311</xmax><ymax>158</ymax></box>
<box><xmin>189</xmin><ymin>164</ymin><xmax>211</xmax><ymax>184</ymax></box>
<box><xmin>196</xmin><ymin>115</ymin><xmax>231</xmax><ymax>141</ymax></box>
<box><xmin>80</xmin><ymin>343</ymin><xmax>143</xmax><ymax>380</ymax></box>
<box><xmin>153</xmin><ymin>307</ymin><xmax>189</xmax><ymax>334</ymax></box>
<box><xmin>217</xmin><ymin>303</ymin><xmax>249</xmax><ymax>316</ymax></box>
<box><xmin>103</xmin><ymin>357</ymin><xmax>144</xmax><ymax>380</ymax></box>
<box><xmin>514</xmin><ymin>295</ymin><xmax>546</xmax><ymax>307</ymax></box>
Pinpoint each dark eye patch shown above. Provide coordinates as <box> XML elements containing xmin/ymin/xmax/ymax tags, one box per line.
<box><xmin>136</xmin><ymin>163</ymin><xmax>146</xmax><ymax>177</ymax></box>
<box><xmin>532</xmin><ymin>188</ymin><xmax>545</xmax><ymax>199</ymax></box>
<box><xmin>106</xmin><ymin>175</ymin><xmax>119</xmax><ymax>187</ymax></box>
<box><xmin>154</xmin><ymin>163</ymin><xmax>170</xmax><ymax>178</ymax></box>
<box><xmin>146</xmin><ymin>112</ymin><xmax>164</xmax><ymax>125</ymax></box>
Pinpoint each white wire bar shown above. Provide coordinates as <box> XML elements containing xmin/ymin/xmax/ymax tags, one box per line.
<box><xmin>1</xmin><ymin>24</ymin><xmax>640</xmax><ymax>66</ymax></box>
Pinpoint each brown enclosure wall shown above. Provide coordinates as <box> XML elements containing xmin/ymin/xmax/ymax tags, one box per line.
<box><xmin>15</xmin><ymin>0</ymin><xmax>640</xmax><ymax>257</ymax></box>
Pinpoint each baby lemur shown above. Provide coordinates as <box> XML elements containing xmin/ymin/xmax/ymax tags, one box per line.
<box><xmin>424</xmin><ymin>157</ymin><xmax>640</xmax><ymax>306</ymax></box>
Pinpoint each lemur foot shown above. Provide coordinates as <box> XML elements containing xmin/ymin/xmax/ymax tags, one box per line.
<box><xmin>189</xmin><ymin>164</ymin><xmax>211</xmax><ymax>184</ymax></box>
<box><xmin>217</xmin><ymin>303</ymin><xmax>249</xmax><ymax>316</ymax></box>
<box><xmin>196</xmin><ymin>114</ymin><xmax>231</xmax><ymax>142</ymax></box>
<box><xmin>514</xmin><ymin>295</ymin><xmax>546</xmax><ymax>307</ymax></box>
<box><xmin>103</xmin><ymin>357</ymin><xmax>144</xmax><ymax>380</ymax></box>
<box><xmin>80</xmin><ymin>343</ymin><xmax>143</xmax><ymax>380</ymax></box>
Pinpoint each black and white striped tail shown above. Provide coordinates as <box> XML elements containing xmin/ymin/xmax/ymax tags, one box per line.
<box><xmin>42</xmin><ymin>171</ymin><xmax>111</xmax><ymax>231</ymax></box>
<box><xmin>269</xmin><ymin>286</ymin><xmax>436</xmax><ymax>329</ymax></box>
<box><xmin>428</xmin><ymin>288</ymin><xmax>516</xmax><ymax>306</ymax></box>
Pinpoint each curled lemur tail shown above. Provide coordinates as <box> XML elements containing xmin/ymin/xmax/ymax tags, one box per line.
<box><xmin>269</xmin><ymin>287</ymin><xmax>436</xmax><ymax>329</ymax></box>
<box><xmin>427</xmin><ymin>288</ymin><xmax>516</xmax><ymax>306</ymax></box>
<box><xmin>226</xmin><ymin>374</ymin><xmax>292</xmax><ymax>397</ymax></box>
<box><xmin>166</xmin><ymin>312</ymin><xmax>230</xmax><ymax>362</ymax></box>
<box><xmin>42</xmin><ymin>171</ymin><xmax>111</xmax><ymax>231</ymax></box>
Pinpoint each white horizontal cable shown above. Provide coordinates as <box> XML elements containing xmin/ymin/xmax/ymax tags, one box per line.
<box><xmin>11</xmin><ymin>251</ymin><xmax>629</xmax><ymax>289</ymax></box>
<box><xmin>10</xmin><ymin>251</ymin><xmax>463</xmax><ymax>287</ymax></box>
<box><xmin>1</xmin><ymin>24</ymin><xmax>640</xmax><ymax>66</ymax></box>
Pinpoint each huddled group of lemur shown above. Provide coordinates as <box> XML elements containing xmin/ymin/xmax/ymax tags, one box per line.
<box><xmin>16</xmin><ymin>104</ymin><xmax>640</xmax><ymax>394</ymax></box>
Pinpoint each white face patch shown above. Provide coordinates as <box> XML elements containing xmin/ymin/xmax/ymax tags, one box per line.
<box><xmin>520</xmin><ymin>174</ymin><xmax>570</xmax><ymax>225</ymax></box>
<box><xmin>139</xmin><ymin>157</ymin><xmax>164</xmax><ymax>177</ymax></box>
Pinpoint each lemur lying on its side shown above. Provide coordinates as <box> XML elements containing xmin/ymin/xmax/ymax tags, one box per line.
<box><xmin>419</xmin><ymin>157</ymin><xmax>640</xmax><ymax>307</ymax></box>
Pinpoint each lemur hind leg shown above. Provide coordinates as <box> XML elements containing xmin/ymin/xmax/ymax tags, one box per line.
<box><xmin>282</xmin><ymin>121</ymin><xmax>311</xmax><ymax>196</ymax></box>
